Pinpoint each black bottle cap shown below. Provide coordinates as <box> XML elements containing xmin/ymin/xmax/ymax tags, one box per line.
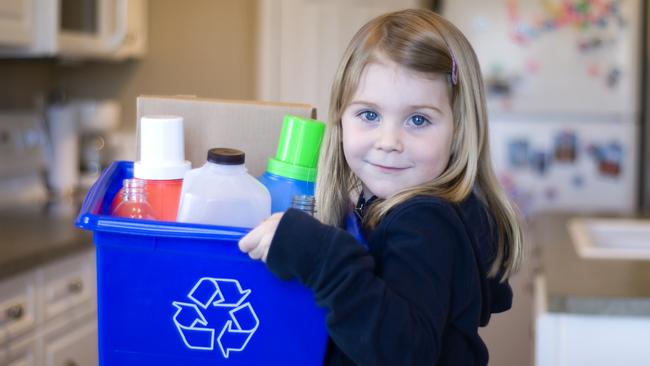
<box><xmin>207</xmin><ymin>148</ymin><xmax>245</xmax><ymax>165</ymax></box>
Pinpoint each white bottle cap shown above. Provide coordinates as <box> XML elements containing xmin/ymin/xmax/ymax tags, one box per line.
<box><xmin>134</xmin><ymin>115</ymin><xmax>191</xmax><ymax>180</ymax></box>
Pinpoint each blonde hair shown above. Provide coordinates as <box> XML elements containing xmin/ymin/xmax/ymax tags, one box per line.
<box><xmin>315</xmin><ymin>9</ymin><xmax>523</xmax><ymax>280</ymax></box>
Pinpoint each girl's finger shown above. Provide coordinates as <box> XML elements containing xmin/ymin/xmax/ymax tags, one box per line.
<box><xmin>248</xmin><ymin>240</ymin><xmax>267</xmax><ymax>260</ymax></box>
<box><xmin>238</xmin><ymin>224</ymin><xmax>266</xmax><ymax>253</ymax></box>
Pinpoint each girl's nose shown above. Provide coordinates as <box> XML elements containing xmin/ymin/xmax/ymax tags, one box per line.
<box><xmin>374</xmin><ymin>123</ymin><xmax>403</xmax><ymax>152</ymax></box>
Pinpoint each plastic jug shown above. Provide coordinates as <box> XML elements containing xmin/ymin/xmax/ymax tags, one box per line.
<box><xmin>258</xmin><ymin>115</ymin><xmax>326</xmax><ymax>213</ymax></box>
<box><xmin>177</xmin><ymin>148</ymin><xmax>271</xmax><ymax>228</ymax></box>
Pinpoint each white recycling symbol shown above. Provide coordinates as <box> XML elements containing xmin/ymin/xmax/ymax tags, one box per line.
<box><xmin>172</xmin><ymin>277</ymin><xmax>260</xmax><ymax>359</ymax></box>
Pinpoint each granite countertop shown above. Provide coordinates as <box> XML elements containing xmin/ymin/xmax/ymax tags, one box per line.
<box><xmin>530</xmin><ymin>212</ymin><xmax>650</xmax><ymax>315</ymax></box>
<box><xmin>0</xmin><ymin>202</ymin><xmax>92</xmax><ymax>280</ymax></box>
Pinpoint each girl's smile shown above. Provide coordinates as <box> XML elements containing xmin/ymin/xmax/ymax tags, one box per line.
<box><xmin>366</xmin><ymin>161</ymin><xmax>411</xmax><ymax>173</ymax></box>
<box><xmin>341</xmin><ymin>57</ymin><xmax>454</xmax><ymax>199</ymax></box>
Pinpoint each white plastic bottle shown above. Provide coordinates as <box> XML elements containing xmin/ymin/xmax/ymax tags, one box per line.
<box><xmin>177</xmin><ymin>148</ymin><xmax>271</xmax><ymax>228</ymax></box>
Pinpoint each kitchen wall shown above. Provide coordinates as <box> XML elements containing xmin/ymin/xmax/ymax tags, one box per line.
<box><xmin>0</xmin><ymin>0</ymin><xmax>257</xmax><ymax>130</ymax></box>
<box><xmin>0</xmin><ymin>60</ymin><xmax>55</xmax><ymax>109</ymax></box>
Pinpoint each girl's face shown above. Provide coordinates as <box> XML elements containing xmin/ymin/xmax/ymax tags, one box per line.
<box><xmin>341</xmin><ymin>59</ymin><xmax>454</xmax><ymax>199</ymax></box>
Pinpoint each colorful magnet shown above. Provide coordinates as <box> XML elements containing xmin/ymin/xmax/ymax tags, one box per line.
<box><xmin>507</xmin><ymin>139</ymin><xmax>530</xmax><ymax>168</ymax></box>
<box><xmin>544</xmin><ymin>186</ymin><xmax>558</xmax><ymax>201</ymax></box>
<box><xmin>589</xmin><ymin>141</ymin><xmax>623</xmax><ymax>178</ymax></box>
<box><xmin>597</xmin><ymin>142</ymin><xmax>623</xmax><ymax>177</ymax></box>
<box><xmin>587</xmin><ymin>64</ymin><xmax>600</xmax><ymax>77</ymax></box>
<box><xmin>571</xmin><ymin>175</ymin><xmax>585</xmax><ymax>187</ymax></box>
<box><xmin>606</xmin><ymin>67</ymin><xmax>621</xmax><ymax>88</ymax></box>
<box><xmin>554</xmin><ymin>130</ymin><xmax>579</xmax><ymax>162</ymax></box>
<box><xmin>529</xmin><ymin>150</ymin><xmax>551</xmax><ymax>175</ymax></box>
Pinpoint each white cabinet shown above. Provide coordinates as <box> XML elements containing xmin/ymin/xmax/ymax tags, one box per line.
<box><xmin>0</xmin><ymin>0</ymin><xmax>146</xmax><ymax>59</ymax></box>
<box><xmin>0</xmin><ymin>249</ymin><xmax>97</xmax><ymax>366</ymax></box>
<box><xmin>0</xmin><ymin>0</ymin><xmax>56</xmax><ymax>54</ymax></box>
<box><xmin>0</xmin><ymin>272</ymin><xmax>37</xmax><ymax>342</ymax></box>
<box><xmin>43</xmin><ymin>319</ymin><xmax>97</xmax><ymax>366</ymax></box>
<box><xmin>534</xmin><ymin>275</ymin><xmax>650</xmax><ymax>366</ymax></box>
<box><xmin>57</xmin><ymin>0</ymin><xmax>147</xmax><ymax>60</ymax></box>
<box><xmin>0</xmin><ymin>0</ymin><xmax>34</xmax><ymax>47</ymax></box>
<box><xmin>2</xmin><ymin>335</ymin><xmax>36</xmax><ymax>366</ymax></box>
<box><xmin>107</xmin><ymin>0</ymin><xmax>147</xmax><ymax>60</ymax></box>
<box><xmin>41</xmin><ymin>253</ymin><xmax>94</xmax><ymax>322</ymax></box>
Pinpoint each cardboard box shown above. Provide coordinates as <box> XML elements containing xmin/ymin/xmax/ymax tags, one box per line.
<box><xmin>136</xmin><ymin>95</ymin><xmax>317</xmax><ymax>176</ymax></box>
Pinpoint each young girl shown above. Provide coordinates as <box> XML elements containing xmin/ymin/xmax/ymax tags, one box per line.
<box><xmin>240</xmin><ymin>8</ymin><xmax>524</xmax><ymax>366</ymax></box>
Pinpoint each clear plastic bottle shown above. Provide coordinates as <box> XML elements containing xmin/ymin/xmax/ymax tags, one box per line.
<box><xmin>291</xmin><ymin>195</ymin><xmax>316</xmax><ymax>216</ymax></box>
<box><xmin>177</xmin><ymin>148</ymin><xmax>271</xmax><ymax>228</ymax></box>
<box><xmin>111</xmin><ymin>179</ymin><xmax>158</xmax><ymax>220</ymax></box>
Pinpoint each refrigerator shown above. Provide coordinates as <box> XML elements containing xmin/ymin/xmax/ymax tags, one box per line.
<box><xmin>441</xmin><ymin>0</ymin><xmax>643</xmax><ymax>217</ymax></box>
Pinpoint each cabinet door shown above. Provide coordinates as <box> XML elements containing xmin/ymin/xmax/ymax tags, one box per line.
<box><xmin>0</xmin><ymin>0</ymin><xmax>56</xmax><ymax>55</ymax></box>
<box><xmin>0</xmin><ymin>271</ymin><xmax>37</xmax><ymax>343</ymax></box>
<box><xmin>6</xmin><ymin>356</ymin><xmax>34</xmax><ymax>366</ymax></box>
<box><xmin>109</xmin><ymin>0</ymin><xmax>148</xmax><ymax>59</ymax></box>
<box><xmin>0</xmin><ymin>0</ymin><xmax>33</xmax><ymax>47</ymax></box>
<box><xmin>3</xmin><ymin>336</ymin><xmax>37</xmax><ymax>366</ymax></box>
<box><xmin>41</xmin><ymin>250</ymin><xmax>95</xmax><ymax>322</ymax></box>
<box><xmin>43</xmin><ymin>321</ymin><xmax>98</xmax><ymax>366</ymax></box>
<box><xmin>58</xmin><ymin>0</ymin><xmax>148</xmax><ymax>59</ymax></box>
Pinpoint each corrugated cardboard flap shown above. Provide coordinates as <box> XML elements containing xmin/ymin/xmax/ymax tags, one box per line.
<box><xmin>137</xmin><ymin>95</ymin><xmax>317</xmax><ymax>176</ymax></box>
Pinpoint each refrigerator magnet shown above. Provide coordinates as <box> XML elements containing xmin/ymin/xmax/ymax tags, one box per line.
<box><xmin>529</xmin><ymin>150</ymin><xmax>551</xmax><ymax>175</ymax></box>
<box><xmin>507</xmin><ymin>139</ymin><xmax>530</xmax><ymax>168</ymax></box>
<box><xmin>553</xmin><ymin>130</ymin><xmax>578</xmax><ymax>163</ymax></box>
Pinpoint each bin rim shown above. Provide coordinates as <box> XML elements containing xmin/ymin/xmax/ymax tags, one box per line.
<box><xmin>75</xmin><ymin>161</ymin><xmax>250</xmax><ymax>240</ymax></box>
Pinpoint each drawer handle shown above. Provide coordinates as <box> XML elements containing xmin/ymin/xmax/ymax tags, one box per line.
<box><xmin>67</xmin><ymin>279</ymin><xmax>84</xmax><ymax>294</ymax></box>
<box><xmin>6</xmin><ymin>304</ymin><xmax>24</xmax><ymax>320</ymax></box>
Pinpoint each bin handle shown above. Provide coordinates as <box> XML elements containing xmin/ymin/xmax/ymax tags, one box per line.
<box><xmin>93</xmin><ymin>218</ymin><xmax>250</xmax><ymax>240</ymax></box>
<box><xmin>78</xmin><ymin>161</ymin><xmax>123</xmax><ymax>220</ymax></box>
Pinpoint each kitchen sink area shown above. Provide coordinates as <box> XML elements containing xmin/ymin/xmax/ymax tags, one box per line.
<box><xmin>568</xmin><ymin>217</ymin><xmax>650</xmax><ymax>260</ymax></box>
<box><xmin>532</xmin><ymin>213</ymin><xmax>650</xmax><ymax>366</ymax></box>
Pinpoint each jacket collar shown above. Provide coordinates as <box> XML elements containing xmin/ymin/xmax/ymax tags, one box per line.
<box><xmin>354</xmin><ymin>193</ymin><xmax>378</xmax><ymax>220</ymax></box>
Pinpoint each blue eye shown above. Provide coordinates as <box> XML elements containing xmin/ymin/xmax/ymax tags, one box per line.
<box><xmin>359</xmin><ymin>110</ymin><xmax>379</xmax><ymax>122</ymax></box>
<box><xmin>407</xmin><ymin>114</ymin><xmax>431</xmax><ymax>128</ymax></box>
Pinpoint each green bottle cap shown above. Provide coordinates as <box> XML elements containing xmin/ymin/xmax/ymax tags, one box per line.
<box><xmin>267</xmin><ymin>115</ymin><xmax>326</xmax><ymax>182</ymax></box>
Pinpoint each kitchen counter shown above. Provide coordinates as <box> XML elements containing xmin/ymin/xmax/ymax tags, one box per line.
<box><xmin>0</xmin><ymin>202</ymin><xmax>92</xmax><ymax>280</ymax></box>
<box><xmin>530</xmin><ymin>212</ymin><xmax>650</xmax><ymax>315</ymax></box>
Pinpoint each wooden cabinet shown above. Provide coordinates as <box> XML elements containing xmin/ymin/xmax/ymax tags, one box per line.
<box><xmin>0</xmin><ymin>249</ymin><xmax>97</xmax><ymax>366</ymax></box>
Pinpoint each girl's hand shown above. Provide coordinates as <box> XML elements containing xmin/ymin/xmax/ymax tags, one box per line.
<box><xmin>238</xmin><ymin>213</ymin><xmax>284</xmax><ymax>262</ymax></box>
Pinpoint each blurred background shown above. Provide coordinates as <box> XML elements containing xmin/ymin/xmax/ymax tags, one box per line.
<box><xmin>1</xmin><ymin>0</ymin><xmax>649</xmax><ymax>365</ymax></box>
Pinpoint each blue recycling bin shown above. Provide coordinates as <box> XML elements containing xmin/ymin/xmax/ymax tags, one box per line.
<box><xmin>76</xmin><ymin>161</ymin><xmax>328</xmax><ymax>366</ymax></box>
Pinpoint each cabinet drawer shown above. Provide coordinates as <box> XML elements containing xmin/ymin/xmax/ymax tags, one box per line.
<box><xmin>42</xmin><ymin>251</ymin><xmax>94</xmax><ymax>321</ymax></box>
<box><xmin>2</xmin><ymin>335</ymin><xmax>36</xmax><ymax>366</ymax></box>
<box><xmin>44</xmin><ymin>319</ymin><xmax>98</xmax><ymax>366</ymax></box>
<box><xmin>0</xmin><ymin>272</ymin><xmax>37</xmax><ymax>343</ymax></box>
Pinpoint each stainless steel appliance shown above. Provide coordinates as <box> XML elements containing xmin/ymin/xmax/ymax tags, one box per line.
<box><xmin>0</xmin><ymin>111</ymin><xmax>49</xmax><ymax>208</ymax></box>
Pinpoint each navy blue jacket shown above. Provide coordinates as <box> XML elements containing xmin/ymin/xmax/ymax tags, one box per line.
<box><xmin>266</xmin><ymin>193</ymin><xmax>512</xmax><ymax>365</ymax></box>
